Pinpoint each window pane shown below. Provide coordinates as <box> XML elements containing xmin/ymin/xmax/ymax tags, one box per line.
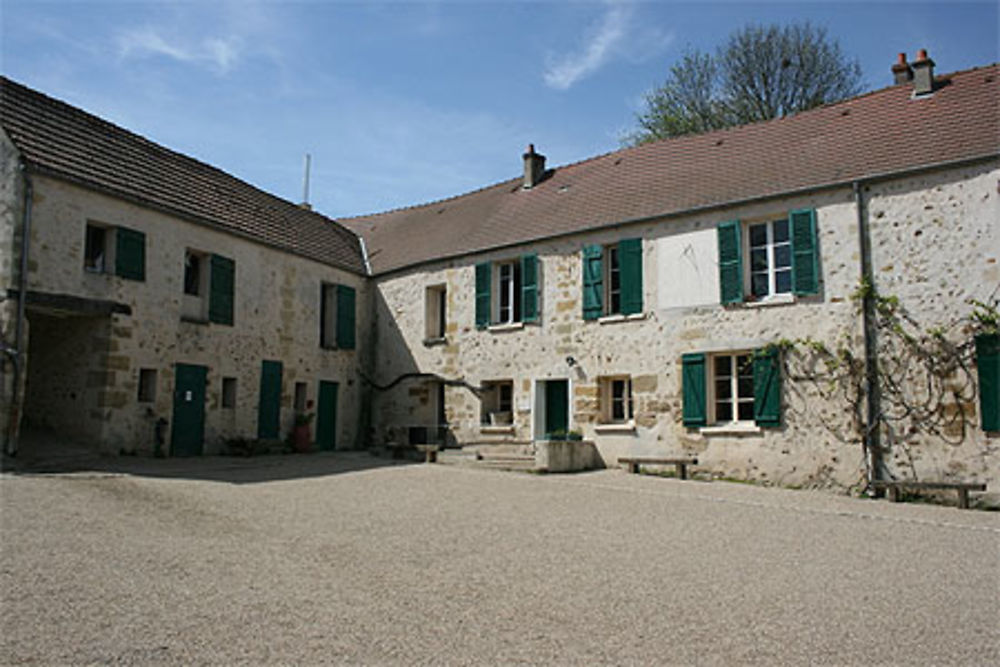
<box><xmin>775</xmin><ymin>269</ymin><xmax>792</xmax><ymax>294</ymax></box>
<box><xmin>750</xmin><ymin>248</ymin><xmax>768</xmax><ymax>271</ymax></box>
<box><xmin>737</xmin><ymin>355</ymin><xmax>752</xmax><ymax>377</ymax></box>
<box><xmin>737</xmin><ymin>376</ymin><xmax>754</xmax><ymax>398</ymax></box>
<box><xmin>737</xmin><ymin>401</ymin><xmax>754</xmax><ymax>421</ymax></box>
<box><xmin>751</xmin><ymin>273</ymin><xmax>769</xmax><ymax>297</ymax></box>
<box><xmin>715</xmin><ymin>378</ymin><xmax>731</xmax><ymax>400</ymax></box>
<box><xmin>772</xmin><ymin>219</ymin><xmax>789</xmax><ymax>243</ymax></box>
<box><xmin>749</xmin><ymin>223</ymin><xmax>767</xmax><ymax>247</ymax></box>
<box><xmin>774</xmin><ymin>244</ymin><xmax>791</xmax><ymax>268</ymax></box>
<box><xmin>716</xmin><ymin>401</ymin><xmax>732</xmax><ymax>422</ymax></box>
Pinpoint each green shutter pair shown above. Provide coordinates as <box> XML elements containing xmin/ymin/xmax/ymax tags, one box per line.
<box><xmin>581</xmin><ymin>238</ymin><xmax>643</xmax><ymax>319</ymax></box>
<box><xmin>115</xmin><ymin>227</ymin><xmax>145</xmax><ymax>281</ymax></box>
<box><xmin>681</xmin><ymin>347</ymin><xmax>781</xmax><ymax>427</ymax></box>
<box><xmin>976</xmin><ymin>333</ymin><xmax>1000</xmax><ymax>432</ymax></box>
<box><xmin>474</xmin><ymin>255</ymin><xmax>539</xmax><ymax>329</ymax></box>
<box><xmin>208</xmin><ymin>254</ymin><xmax>235</xmax><ymax>326</ymax></box>
<box><xmin>717</xmin><ymin>209</ymin><xmax>819</xmax><ymax>304</ymax></box>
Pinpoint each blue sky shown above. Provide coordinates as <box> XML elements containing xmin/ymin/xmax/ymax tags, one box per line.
<box><xmin>2</xmin><ymin>1</ymin><xmax>997</xmax><ymax>219</ymax></box>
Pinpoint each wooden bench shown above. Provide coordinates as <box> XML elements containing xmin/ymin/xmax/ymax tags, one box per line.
<box><xmin>415</xmin><ymin>444</ymin><xmax>440</xmax><ymax>463</ymax></box>
<box><xmin>870</xmin><ymin>480</ymin><xmax>987</xmax><ymax>509</ymax></box>
<box><xmin>619</xmin><ymin>457</ymin><xmax>698</xmax><ymax>480</ymax></box>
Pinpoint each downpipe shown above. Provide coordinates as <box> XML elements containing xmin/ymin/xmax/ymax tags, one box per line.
<box><xmin>854</xmin><ymin>180</ymin><xmax>883</xmax><ymax>493</ymax></box>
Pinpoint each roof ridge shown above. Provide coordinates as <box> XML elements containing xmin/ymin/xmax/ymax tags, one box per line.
<box><xmin>0</xmin><ymin>75</ymin><xmax>359</xmax><ymax>240</ymax></box>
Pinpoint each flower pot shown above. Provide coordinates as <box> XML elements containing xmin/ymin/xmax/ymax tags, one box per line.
<box><xmin>292</xmin><ymin>424</ymin><xmax>312</xmax><ymax>453</ymax></box>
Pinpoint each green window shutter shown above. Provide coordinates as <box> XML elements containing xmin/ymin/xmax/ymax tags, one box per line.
<box><xmin>753</xmin><ymin>347</ymin><xmax>782</xmax><ymax>427</ymax></box>
<box><xmin>336</xmin><ymin>284</ymin><xmax>356</xmax><ymax>350</ymax></box>
<box><xmin>790</xmin><ymin>208</ymin><xmax>819</xmax><ymax>296</ymax></box>
<box><xmin>682</xmin><ymin>353</ymin><xmax>707</xmax><ymax>427</ymax></box>
<box><xmin>115</xmin><ymin>227</ymin><xmax>145</xmax><ymax>281</ymax></box>
<box><xmin>976</xmin><ymin>333</ymin><xmax>1000</xmax><ymax>431</ymax></box>
<box><xmin>521</xmin><ymin>254</ymin><xmax>539</xmax><ymax>323</ymax></box>
<box><xmin>209</xmin><ymin>254</ymin><xmax>235</xmax><ymax>326</ymax></box>
<box><xmin>619</xmin><ymin>238</ymin><xmax>643</xmax><ymax>315</ymax></box>
<box><xmin>717</xmin><ymin>221</ymin><xmax>743</xmax><ymax>304</ymax></box>
<box><xmin>582</xmin><ymin>245</ymin><xmax>603</xmax><ymax>320</ymax></box>
<box><xmin>475</xmin><ymin>262</ymin><xmax>491</xmax><ymax>329</ymax></box>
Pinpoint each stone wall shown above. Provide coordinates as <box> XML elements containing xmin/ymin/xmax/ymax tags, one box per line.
<box><xmin>371</xmin><ymin>160</ymin><xmax>1000</xmax><ymax>503</ymax></box>
<box><xmin>18</xmin><ymin>174</ymin><xmax>369</xmax><ymax>455</ymax></box>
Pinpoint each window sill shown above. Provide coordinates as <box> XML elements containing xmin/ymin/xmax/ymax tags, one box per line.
<box><xmin>480</xmin><ymin>425</ymin><xmax>514</xmax><ymax>435</ymax></box>
<box><xmin>422</xmin><ymin>337</ymin><xmax>447</xmax><ymax>347</ymax></box>
<box><xmin>488</xmin><ymin>322</ymin><xmax>525</xmax><ymax>332</ymax></box>
<box><xmin>594</xmin><ymin>422</ymin><xmax>636</xmax><ymax>434</ymax></box>
<box><xmin>743</xmin><ymin>293</ymin><xmax>795</xmax><ymax>308</ymax></box>
<box><xmin>598</xmin><ymin>312</ymin><xmax>647</xmax><ymax>325</ymax></box>
<box><xmin>700</xmin><ymin>423</ymin><xmax>762</xmax><ymax>436</ymax></box>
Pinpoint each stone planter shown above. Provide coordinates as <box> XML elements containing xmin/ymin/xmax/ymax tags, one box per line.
<box><xmin>535</xmin><ymin>439</ymin><xmax>597</xmax><ymax>473</ymax></box>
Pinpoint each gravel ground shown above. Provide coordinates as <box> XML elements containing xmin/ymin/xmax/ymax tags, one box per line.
<box><xmin>1</xmin><ymin>453</ymin><xmax>998</xmax><ymax>665</ymax></box>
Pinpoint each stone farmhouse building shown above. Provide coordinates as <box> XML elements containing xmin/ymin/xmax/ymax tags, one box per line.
<box><xmin>2</xmin><ymin>53</ymin><xmax>998</xmax><ymax>501</ymax></box>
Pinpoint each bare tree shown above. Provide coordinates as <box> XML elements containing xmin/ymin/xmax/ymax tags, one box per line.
<box><xmin>627</xmin><ymin>22</ymin><xmax>862</xmax><ymax>145</ymax></box>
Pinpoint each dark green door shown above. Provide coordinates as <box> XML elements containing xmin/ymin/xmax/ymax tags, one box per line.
<box><xmin>171</xmin><ymin>363</ymin><xmax>207</xmax><ymax>457</ymax></box>
<box><xmin>257</xmin><ymin>360</ymin><xmax>282</xmax><ymax>439</ymax></box>
<box><xmin>316</xmin><ymin>380</ymin><xmax>338</xmax><ymax>451</ymax></box>
<box><xmin>545</xmin><ymin>379</ymin><xmax>569</xmax><ymax>438</ymax></box>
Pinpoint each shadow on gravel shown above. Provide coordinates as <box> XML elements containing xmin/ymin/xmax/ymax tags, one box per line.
<box><xmin>1</xmin><ymin>432</ymin><xmax>416</xmax><ymax>484</ymax></box>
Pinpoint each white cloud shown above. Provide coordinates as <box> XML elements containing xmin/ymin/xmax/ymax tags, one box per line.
<box><xmin>543</xmin><ymin>1</ymin><xmax>674</xmax><ymax>91</ymax></box>
<box><xmin>117</xmin><ymin>27</ymin><xmax>244</xmax><ymax>74</ymax></box>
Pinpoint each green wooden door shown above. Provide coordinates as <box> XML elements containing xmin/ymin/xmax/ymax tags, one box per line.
<box><xmin>545</xmin><ymin>379</ymin><xmax>569</xmax><ymax>438</ymax></box>
<box><xmin>316</xmin><ymin>380</ymin><xmax>338</xmax><ymax>451</ymax></box>
<box><xmin>171</xmin><ymin>363</ymin><xmax>207</xmax><ymax>457</ymax></box>
<box><xmin>257</xmin><ymin>360</ymin><xmax>283</xmax><ymax>439</ymax></box>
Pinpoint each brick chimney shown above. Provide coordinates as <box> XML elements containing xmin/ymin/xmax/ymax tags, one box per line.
<box><xmin>911</xmin><ymin>49</ymin><xmax>936</xmax><ymax>96</ymax></box>
<box><xmin>891</xmin><ymin>52</ymin><xmax>913</xmax><ymax>85</ymax></box>
<box><xmin>523</xmin><ymin>144</ymin><xmax>546</xmax><ymax>189</ymax></box>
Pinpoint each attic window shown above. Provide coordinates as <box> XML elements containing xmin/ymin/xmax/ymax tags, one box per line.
<box><xmin>558</xmin><ymin>185</ymin><xmax>571</xmax><ymax>193</ymax></box>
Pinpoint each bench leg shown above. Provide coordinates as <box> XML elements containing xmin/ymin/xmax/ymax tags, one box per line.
<box><xmin>957</xmin><ymin>488</ymin><xmax>969</xmax><ymax>509</ymax></box>
<box><xmin>888</xmin><ymin>486</ymin><xmax>900</xmax><ymax>503</ymax></box>
<box><xmin>676</xmin><ymin>463</ymin><xmax>688</xmax><ymax>480</ymax></box>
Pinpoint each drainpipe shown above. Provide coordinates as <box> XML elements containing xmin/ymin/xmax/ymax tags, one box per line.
<box><xmin>854</xmin><ymin>180</ymin><xmax>883</xmax><ymax>492</ymax></box>
<box><xmin>5</xmin><ymin>171</ymin><xmax>32</xmax><ymax>456</ymax></box>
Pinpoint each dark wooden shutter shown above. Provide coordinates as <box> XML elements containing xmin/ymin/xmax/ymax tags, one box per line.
<box><xmin>115</xmin><ymin>227</ymin><xmax>145</xmax><ymax>281</ymax></box>
<box><xmin>682</xmin><ymin>353</ymin><xmax>707</xmax><ymax>426</ymax></box>
<box><xmin>209</xmin><ymin>254</ymin><xmax>235</xmax><ymax>325</ymax></box>
<box><xmin>790</xmin><ymin>209</ymin><xmax>819</xmax><ymax>296</ymax></box>
<box><xmin>753</xmin><ymin>347</ymin><xmax>782</xmax><ymax>427</ymax></box>
<box><xmin>521</xmin><ymin>254</ymin><xmax>539</xmax><ymax>323</ymax></box>
<box><xmin>475</xmin><ymin>262</ymin><xmax>491</xmax><ymax>329</ymax></box>
<box><xmin>619</xmin><ymin>238</ymin><xmax>643</xmax><ymax>315</ymax></box>
<box><xmin>717</xmin><ymin>221</ymin><xmax>743</xmax><ymax>304</ymax></box>
<box><xmin>976</xmin><ymin>333</ymin><xmax>1000</xmax><ymax>431</ymax></box>
<box><xmin>336</xmin><ymin>284</ymin><xmax>356</xmax><ymax>350</ymax></box>
<box><xmin>582</xmin><ymin>245</ymin><xmax>603</xmax><ymax>320</ymax></box>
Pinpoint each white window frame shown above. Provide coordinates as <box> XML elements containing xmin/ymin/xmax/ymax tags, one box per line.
<box><xmin>599</xmin><ymin>376</ymin><xmax>633</xmax><ymax>424</ymax></box>
<box><xmin>746</xmin><ymin>218</ymin><xmax>792</xmax><ymax>300</ymax></box>
<box><xmin>492</xmin><ymin>261</ymin><xmax>522</xmax><ymax>325</ymax></box>
<box><xmin>709</xmin><ymin>352</ymin><xmax>755</xmax><ymax>425</ymax></box>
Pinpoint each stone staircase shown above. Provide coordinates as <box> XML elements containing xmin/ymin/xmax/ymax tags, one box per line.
<box><xmin>438</xmin><ymin>442</ymin><xmax>537</xmax><ymax>472</ymax></box>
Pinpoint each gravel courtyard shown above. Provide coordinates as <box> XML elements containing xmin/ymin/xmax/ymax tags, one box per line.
<box><xmin>1</xmin><ymin>453</ymin><xmax>998</xmax><ymax>665</ymax></box>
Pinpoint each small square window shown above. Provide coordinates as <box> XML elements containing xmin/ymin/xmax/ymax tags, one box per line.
<box><xmin>221</xmin><ymin>377</ymin><xmax>237</xmax><ymax>408</ymax></box>
<box><xmin>480</xmin><ymin>380</ymin><xmax>514</xmax><ymax>425</ymax></box>
<box><xmin>137</xmin><ymin>368</ymin><xmax>157</xmax><ymax>403</ymax></box>
<box><xmin>600</xmin><ymin>376</ymin><xmax>633</xmax><ymax>424</ymax></box>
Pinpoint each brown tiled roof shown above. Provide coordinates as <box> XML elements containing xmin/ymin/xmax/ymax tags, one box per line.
<box><xmin>0</xmin><ymin>77</ymin><xmax>366</xmax><ymax>274</ymax></box>
<box><xmin>344</xmin><ymin>65</ymin><xmax>1000</xmax><ymax>275</ymax></box>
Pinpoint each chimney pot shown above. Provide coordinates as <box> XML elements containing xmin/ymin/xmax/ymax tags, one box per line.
<box><xmin>523</xmin><ymin>144</ymin><xmax>546</xmax><ymax>189</ymax></box>
<box><xmin>891</xmin><ymin>52</ymin><xmax>913</xmax><ymax>85</ymax></box>
<box><xmin>910</xmin><ymin>48</ymin><xmax>936</xmax><ymax>96</ymax></box>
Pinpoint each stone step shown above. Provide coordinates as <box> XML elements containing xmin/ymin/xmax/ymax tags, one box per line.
<box><xmin>464</xmin><ymin>443</ymin><xmax>535</xmax><ymax>457</ymax></box>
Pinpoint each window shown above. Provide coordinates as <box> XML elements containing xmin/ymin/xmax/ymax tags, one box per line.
<box><xmin>475</xmin><ymin>255</ymin><xmax>538</xmax><ymax>329</ymax></box>
<box><xmin>137</xmin><ymin>368</ymin><xmax>157</xmax><ymax>403</ymax></box>
<box><xmin>582</xmin><ymin>238</ymin><xmax>642</xmax><ymax>319</ymax></box>
<box><xmin>184</xmin><ymin>251</ymin><xmax>204</xmax><ymax>296</ymax></box>
<box><xmin>321</xmin><ymin>283</ymin><xmax>356</xmax><ymax>349</ymax></box>
<box><xmin>84</xmin><ymin>223</ymin><xmax>145</xmax><ymax>280</ymax></box>
<box><xmin>718</xmin><ymin>209</ymin><xmax>818</xmax><ymax>304</ymax></box>
<box><xmin>425</xmin><ymin>285</ymin><xmax>447</xmax><ymax>340</ymax></box>
<box><xmin>600</xmin><ymin>376</ymin><xmax>633</xmax><ymax>424</ymax></box>
<box><xmin>480</xmin><ymin>380</ymin><xmax>514</xmax><ymax>425</ymax></box>
<box><xmin>221</xmin><ymin>377</ymin><xmax>237</xmax><ymax>409</ymax></box>
<box><xmin>182</xmin><ymin>250</ymin><xmax>233</xmax><ymax>324</ymax></box>
<box><xmin>682</xmin><ymin>348</ymin><xmax>781</xmax><ymax>428</ymax></box>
